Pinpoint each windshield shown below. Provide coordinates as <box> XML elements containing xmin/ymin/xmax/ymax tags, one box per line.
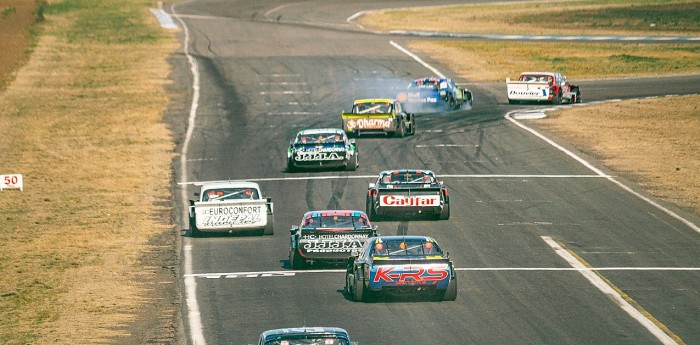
<box><xmin>302</xmin><ymin>214</ymin><xmax>369</xmax><ymax>229</ymax></box>
<box><xmin>378</xmin><ymin>172</ymin><xmax>435</xmax><ymax>185</ymax></box>
<box><xmin>202</xmin><ymin>187</ymin><xmax>259</xmax><ymax>201</ymax></box>
<box><xmin>263</xmin><ymin>335</ymin><xmax>350</xmax><ymax>345</ymax></box>
<box><xmin>372</xmin><ymin>239</ymin><xmax>442</xmax><ymax>257</ymax></box>
<box><xmin>352</xmin><ymin>102</ymin><xmax>392</xmax><ymax>114</ymax></box>
<box><xmin>412</xmin><ymin>79</ymin><xmax>438</xmax><ymax>90</ymax></box>
<box><xmin>296</xmin><ymin>133</ymin><xmax>343</xmax><ymax>144</ymax></box>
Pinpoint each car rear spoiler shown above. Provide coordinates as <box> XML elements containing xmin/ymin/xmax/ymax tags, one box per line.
<box><xmin>371</xmin><ymin>257</ymin><xmax>451</xmax><ymax>266</ymax></box>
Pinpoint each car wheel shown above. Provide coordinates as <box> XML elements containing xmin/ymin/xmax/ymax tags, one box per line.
<box><xmin>397</xmin><ymin>121</ymin><xmax>406</xmax><ymax>138</ymax></box>
<box><xmin>345</xmin><ymin>273</ymin><xmax>353</xmax><ymax>295</ymax></box>
<box><xmin>289</xmin><ymin>249</ymin><xmax>304</xmax><ymax>270</ymax></box>
<box><xmin>263</xmin><ymin>216</ymin><xmax>274</xmax><ymax>235</ymax></box>
<box><xmin>576</xmin><ymin>92</ymin><xmax>582</xmax><ymax>103</ymax></box>
<box><xmin>287</xmin><ymin>159</ymin><xmax>296</xmax><ymax>173</ymax></box>
<box><xmin>442</xmin><ymin>278</ymin><xmax>457</xmax><ymax>301</ymax></box>
<box><xmin>346</xmin><ymin>154</ymin><xmax>358</xmax><ymax>171</ymax></box>
<box><xmin>366</xmin><ymin>198</ymin><xmax>377</xmax><ymax>221</ymax></box>
<box><xmin>438</xmin><ymin>202</ymin><xmax>450</xmax><ymax>220</ymax></box>
<box><xmin>354</xmin><ymin>275</ymin><xmax>365</xmax><ymax>302</ymax></box>
<box><xmin>189</xmin><ymin>218</ymin><xmax>200</xmax><ymax>237</ymax></box>
<box><xmin>553</xmin><ymin>92</ymin><xmax>562</xmax><ymax>105</ymax></box>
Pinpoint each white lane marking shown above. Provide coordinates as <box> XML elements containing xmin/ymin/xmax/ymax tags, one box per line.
<box><xmin>260</xmin><ymin>91</ymin><xmax>310</xmax><ymax>95</ymax></box>
<box><xmin>186</xmin><ymin>266</ymin><xmax>700</xmax><ymax>278</ymax></box>
<box><xmin>505</xmin><ymin>111</ymin><xmax>700</xmax><ymax>234</ymax></box>
<box><xmin>390</xmin><ymin>40</ymin><xmax>445</xmax><ymax>78</ymax></box>
<box><xmin>149</xmin><ymin>8</ymin><xmax>178</xmax><ymax>29</ymax></box>
<box><xmin>259</xmin><ymin>82</ymin><xmax>308</xmax><ymax>85</ymax></box>
<box><xmin>171</xmin><ymin>2</ymin><xmax>206</xmax><ymax>345</ymax></box>
<box><xmin>176</xmin><ymin>174</ymin><xmax>609</xmax><ymax>185</ymax></box>
<box><xmin>267</xmin><ymin>112</ymin><xmax>322</xmax><ymax>116</ymax></box>
<box><xmin>416</xmin><ymin>144</ymin><xmax>478</xmax><ymax>148</ymax></box>
<box><xmin>542</xmin><ymin>236</ymin><xmax>679</xmax><ymax>345</ymax></box>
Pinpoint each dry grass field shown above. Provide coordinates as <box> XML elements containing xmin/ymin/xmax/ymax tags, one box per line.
<box><xmin>0</xmin><ymin>0</ymin><xmax>697</xmax><ymax>344</ymax></box>
<box><xmin>0</xmin><ymin>0</ymin><xmax>179</xmax><ymax>343</ymax></box>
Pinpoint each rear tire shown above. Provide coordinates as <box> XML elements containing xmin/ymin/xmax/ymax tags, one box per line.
<box><xmin>346</xmin><ymin>154</ymin><xmax>358</xmax><ymax>171</ymax></box>
<box><xmin>443</xmin><ymin>278</ymin><xmax>457</xmax><ymax>301</ymax></box>
<box><xmin>397</xmin><ymin>121</ymin><xmax>406</xmax><ymax>138</ymax></box>
<box><xmin>263</xmin><ymin>217</ymin><xmax>274</xmax><ymax>235</ymax></box>
<box><xmin>189</xmin><ymin>217</ymin><xmax>200</xmax><ymax>237</ymax></box>
<box><xmin>553</xmin><ymin>91</ymin><xmax>562</xmax><ymax>105</ymax></box>
<box><xmin>289</xmin><ymin>249</ymin><xmax>304</xmax><ymax>270</ymax></box>
<box><xmin>287</xmin><ymin>159</ymin><xmax>296</xmax><ymax>173</ymax></box>
<box><xmin>366</xmin><ymin>197</ymin><xmax>377</xmax><ymax>221</ymax></box>
<box><xmin>354</xmin><ymin>276</ymin><xmax>366</xmax><ymax>302</ymax></box>
<box><xmin>438</xmin><ymin>202</ymin><xmax>451</xmax><ymax>220</ymax></box>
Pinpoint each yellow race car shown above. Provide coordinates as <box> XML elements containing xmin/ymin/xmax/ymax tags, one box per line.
<box><xmin>341</xmin><ymin>98</ymin><xmax>415</xmax><ymax>138</ymax></box>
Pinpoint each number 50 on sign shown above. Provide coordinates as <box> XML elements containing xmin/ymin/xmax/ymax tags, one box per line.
<box><xmin>1</xmin><ymin>174</ymin><xmax>23</xmax><ymax>191</ymax></box>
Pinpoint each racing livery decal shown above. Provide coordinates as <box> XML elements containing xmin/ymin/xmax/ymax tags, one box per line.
<box><xmin>379</xmin><ymin>195</ymin><xmax>440</xmax><ymax>206</ymax></box>
<box><xmin>372</xmin><ymin>266</ymin><xmax>450</xmax><ymax>284</ymax></box>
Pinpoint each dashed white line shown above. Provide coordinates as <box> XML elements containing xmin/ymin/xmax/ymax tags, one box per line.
<box><xmin>176</xmin><ymin>174</ymin><xmax>610</xmax><ymax>185</ymax></box>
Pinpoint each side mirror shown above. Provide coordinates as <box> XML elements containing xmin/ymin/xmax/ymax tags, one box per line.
<box><xmin>290</xmin><ymin>226</ymin><xmax>299</xmax><ymax>235</ymax></box>
<box><xmin>349</xmin><ymin>138</ymin><xmax>356</xmax><ymax>145</ymax></box>
<box><xmin>368</xmin><ymin>183</ymin><xmax>376</xmax><ymax>189</ymax></box>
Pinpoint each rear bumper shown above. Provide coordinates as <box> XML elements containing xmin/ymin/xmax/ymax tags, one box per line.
<box><xmin>375</xmin><ymin>205</ymin><xmax>443</xmax><ymax>216</ymax></box>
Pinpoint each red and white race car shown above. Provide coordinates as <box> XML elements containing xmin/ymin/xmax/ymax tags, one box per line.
<box><xmin>365</xmin><ymin>169</ymin><xmax>450</xmax><ymax>220</ymax></box>
<box><xmin>506</xmin><ymin>71</ymin><xmax>581</xmax><ymax>104</ymax></box>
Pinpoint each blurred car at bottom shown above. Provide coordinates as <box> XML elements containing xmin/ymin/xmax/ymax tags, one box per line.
<box><xmin>257</xmin><ymin>327</ymin><xmax>355</xmax><ymax>345</ymax></box>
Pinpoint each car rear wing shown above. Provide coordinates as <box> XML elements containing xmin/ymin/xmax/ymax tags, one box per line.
<box><xmin>371</xmin><ymin>257</ymin><xmax>451</xmax><ymax>266</ymax></box>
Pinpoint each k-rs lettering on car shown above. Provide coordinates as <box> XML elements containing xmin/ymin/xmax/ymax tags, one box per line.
<box><xmin>287</xmin><ymin>128</ymin><xmax>358</xmax><ymax>172</ymax></box>
<box><xmin>289</xmin><ymin>210</ymin><xmax>378</xmax><ymax>269</ymax></box>
<box><xmin>257</xmin><ymin>327</ymin><xmax>354</xmax><ymax>345</ymax></box>
<box><xmin>366</xmin><ymin>169</ymin><xmax>450</xmax><ymax>220</ymax></box>
<box><xmin>345</xmin><ymin>235</ymin><xmax>457</xmax><ymax>302</ymax></box>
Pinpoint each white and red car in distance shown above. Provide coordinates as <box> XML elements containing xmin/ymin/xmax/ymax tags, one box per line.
<box><xmin>366</xmin><ymin>169</ymin><xmax>450</xmax><ymax>221</ymax></box>
<box><xmin>506</xmin><ymin>71</ymin><xmax>581</xmax><ymax>104</ymax></box>
<box><xmin>188</xmin><ymin>181</ymin><xmax>274</xmax><ymax>236</ymax></box>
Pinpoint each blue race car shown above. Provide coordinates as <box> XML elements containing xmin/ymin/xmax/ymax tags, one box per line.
<box><xmin>345</xmin><ymin>235</ymin><xmax>457</xmax><ymax>302</ymax></box>
<box><xmin>397</xmin><ymin>77</ymin><xmax>473</xmax><ymax>112</ymax></box>
<box><xmin>257</xmin><ymin>327</ymin><xmax>353</xmax><ymax>345</ymax></box>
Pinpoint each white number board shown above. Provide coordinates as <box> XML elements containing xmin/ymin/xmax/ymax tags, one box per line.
<box><xmin>1</xmin><ymin>174</ymin><xmax>23</xmax><ymax>191</ymax></box>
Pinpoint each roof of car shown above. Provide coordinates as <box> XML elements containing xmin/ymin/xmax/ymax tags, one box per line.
<box><xmin>297</xmin><ymin>128</ymin><xmax>344</xmax><ymax>136</ymax></box>
<box><xmin>260</xmin><ymin>327</ymin><xmax>350</xmax><ymax>339</ymax></box>
<box><xmin>353</xmin><ymin>98</ymin><xmax>396</xmax><ymax>104</ymax></box>
<box><xmin>303</xmin><ymin>210</ymin><xmax>368</xmax><ymax>217</ymax></box>
<box><xmin>374</xmin><ymin>235</ymin><xmax>437</xmax><ymax>242</ymax></box>
<box><xmin>198</xmin><ymin>181</ymin><xmax>260</xmax><ymax>190</ymax></box>
<box><xmin>519</xmin><ymin>71</ymin><xmax>558</xmax><ymax>76</ymax></box>
<box><xmin>378</xmin><ymin>169</ymin><xmax>436</xmax><ymax>176</ymax></box>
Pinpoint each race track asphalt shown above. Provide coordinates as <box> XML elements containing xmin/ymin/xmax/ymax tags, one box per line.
<box><xmin>165</xmin><ymin>1</ymin><xmax>700</xmax><ymax>344</ymax></box>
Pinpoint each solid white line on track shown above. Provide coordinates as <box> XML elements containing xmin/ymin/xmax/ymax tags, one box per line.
<box><xmin>185</xmin><ymin>266</ymin><xmax>700</xmax><ymax>278</ymax></box>
<box><xmin>390</xmin><ymin>41</ymin><xmax>445</xmax><ymax>78</ymax></box>
<box><xmin>542</xmin><ymin>236</ymin><xmax>680</xmax><ymax>345</ymax></box>
<box><xmin>505</xmin><ymin>111</ymin><xmax>700</xmax><ymax>234</ymax></box>
<box><xmin>171</xmin><ymin>2</ymin><xmax>207</xmax><ymax>345</ymax></box>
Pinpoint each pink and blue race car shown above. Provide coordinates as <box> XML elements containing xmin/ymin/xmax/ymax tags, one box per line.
<box><xmin>345</xmin><ymin>235</ymin><xmax>457</xmax><ymax>302</ymax></box>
